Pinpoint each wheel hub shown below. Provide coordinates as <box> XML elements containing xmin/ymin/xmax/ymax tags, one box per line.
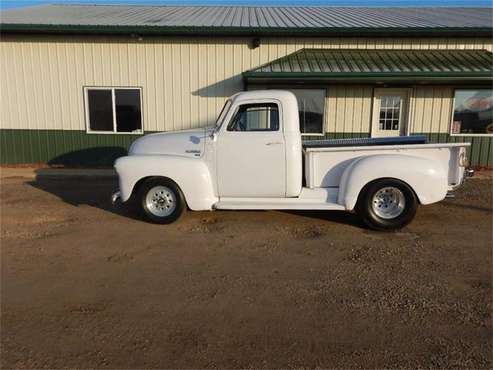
<box><xmin>145</xmin><ymin>185</ymin><xmax>177</xmax><ymax>217</ymax></box>
<box><xmin>371</xmin><ymin>186</ymin><xmax>406</xmax><ymax>219</ymax></box>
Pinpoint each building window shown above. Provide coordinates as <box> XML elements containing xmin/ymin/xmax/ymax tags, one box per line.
<box><xmin>451</xmin><ymin>89</ymin><xmax>493</xmax><ymax>136</ymax></box>
<box><xmin>227</xmin><ymin>103</ymin><xmax>279</xmax><ymax>132</ymax></box>
<box><xmin>288</xmin><ymin>89</ymin><xmax>325</xmax><ymax>135</ymax></box>
<box><xmin>84</xmin><ymin>87</ymin><xmax>143</xmax><ymax>134</ymax></box>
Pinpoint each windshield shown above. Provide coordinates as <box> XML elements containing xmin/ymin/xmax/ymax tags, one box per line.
<box><xmin>215</xmin><ymin>99</ymin><xmax>232</xmax><ymax>128</ymax></box>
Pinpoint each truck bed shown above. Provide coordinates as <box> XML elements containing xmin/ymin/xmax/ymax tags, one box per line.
<box><xmin>303</xmin><ymin>135</ymin><xmax>427</xmax><ymax>148</ymax></box>
<box><xmin>303</xmin><ymin>141</ymin><xmax>469</xmax><ymax>190</ymax></box>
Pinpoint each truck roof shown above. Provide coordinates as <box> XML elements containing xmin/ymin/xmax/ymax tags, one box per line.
<box><xmin>231</xmin><ymin>90</ymin><xmax>297</xmax><ymax>105</ymax></box>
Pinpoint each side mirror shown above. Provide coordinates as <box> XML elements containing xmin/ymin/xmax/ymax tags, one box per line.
<box><xmin>210</xmin><ymin>131</ymin><xmax>217</xmax><ymax>141</ymax></box>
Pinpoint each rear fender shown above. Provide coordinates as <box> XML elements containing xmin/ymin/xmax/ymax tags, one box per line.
<box><xmin>114</xmin><ymin>155</ymin><xmax>217</xmax><ymax>210</ymax></box>
<box><xmin>338</xmin><ymin>154</ymin><xmax>448</xmax><ymax>210</ymax></box>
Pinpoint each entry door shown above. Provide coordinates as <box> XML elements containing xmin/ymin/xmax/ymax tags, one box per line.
<box><xmin>371</xmin><ymin>88</ymin><xmax>410</xmax><ymax>137</ymax></box>
<box><xmin>217</xmin><ymin>102</ymin><xmax>286</xmax><ymax>197</ymax></box>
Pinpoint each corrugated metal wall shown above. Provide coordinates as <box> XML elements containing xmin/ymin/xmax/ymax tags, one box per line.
<box><xmin>2</xmin><ymin>34</ymin><xmax>492</xmax><ymax>131</ymax></box>
<box><xmin>328</xmin><ymin>85</ymin><xmax>460</xmax><ymax>134</ymax></box>
<box><xmin>326</xmin><ymin>86</ymin><xmax>374</xmax><ymax>134</ymax></box>
<box><xmin>1</xmin><ymin>34</ymin><xmax>492</xmax><ymax>165</ymax></box>
<box><xmin>325</xmin><ymin>85</ymin><xmax>492</xmax><ymax>166</ymax></box>
<box><xmin>411</xmin><ymin>86</ymin><xmax>454</xmax><ymax>134</ymax></box>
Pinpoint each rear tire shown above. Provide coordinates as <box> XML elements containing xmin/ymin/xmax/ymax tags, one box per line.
<box><xmin>356</xmin><ymin>178</ymin><xmax>418</xmax><ymax>231</ymax></box>
<box><xmin>137</xmin><ymin>178</ymin><xmax>186</xmax><ymax>224</ymax></box>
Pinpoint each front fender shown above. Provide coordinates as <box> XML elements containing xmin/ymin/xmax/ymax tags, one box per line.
<box><xmin>114</xmin><ymin>155</ymin><xmax>217</xmax><ymax>210</ymax></box>
<box><xmin>338</xmin><ymin>154</ymin><xmax>448</xmax><ymax>210</ymax></box>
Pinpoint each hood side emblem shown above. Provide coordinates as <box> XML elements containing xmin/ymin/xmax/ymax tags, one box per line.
<box><xmin>185</xmin><ymin>149</ymin><xmax>201</xmax><ymax>157</ymax></box>
<box><xmin>190</xmin><ymin>136</ymin><xmax>201</xmax><ymax>144</ymax></box>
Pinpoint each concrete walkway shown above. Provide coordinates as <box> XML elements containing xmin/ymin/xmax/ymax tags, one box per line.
<box><xmin>0</xmin><ymin>167</ymin><xmax>117</xmax><ymax>180</ymax></box>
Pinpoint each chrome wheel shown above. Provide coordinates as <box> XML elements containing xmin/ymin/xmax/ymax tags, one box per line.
<box><xmin>145</xmin><ymin>185</ymin><xmax>176</xmax><ymax>217</ymax></box>
<box><xmin>371</xmin><ymin>186</ymin><xmax>406</xmax><ymax>219</ymax></box>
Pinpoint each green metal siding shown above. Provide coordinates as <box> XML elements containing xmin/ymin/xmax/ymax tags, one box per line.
<box><xmin>0</xmin><ymin>130</ymin><xmax>137</xmax><ymax>166</ymax></box>
<box><xmin>1</xmin><ymin>129</ymin><xmax>491</xmax><ymax>167</ymax></box>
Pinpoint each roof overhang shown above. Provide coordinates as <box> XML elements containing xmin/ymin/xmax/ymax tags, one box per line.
<box><xmin>2</xmin><ymin>24</ymin><xmax>492</xmax><ymax>38</ymax></box>
<box><xmin>244</xmin><ymin>74</ymin><xmax>493</xmax><ymax>85</ymax></box>
<box><xmin>243</xmin><ymin>49</ymin><xmax>493</xmax><ymax>84</ymax></box>
<box><xmin>2</xmin><ymin>5</ymin><xmax>492</xmax><ymax>37</ymax></box>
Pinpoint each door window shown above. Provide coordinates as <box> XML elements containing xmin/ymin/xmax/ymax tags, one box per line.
<box><xmin>227</xmin><ymin>103</ymin><xmax>279</xmax><ymax>132</ymax></box>
<box><xmin>379</xmin><ymin>95</ymin><xmax>402</xmax><ymax>131</ymax></box>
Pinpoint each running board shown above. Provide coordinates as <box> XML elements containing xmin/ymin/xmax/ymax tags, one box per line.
<box><xmin>214</xmin><ymin>188</ymin><xmax>346</xmax><ymax>211</ymax></box>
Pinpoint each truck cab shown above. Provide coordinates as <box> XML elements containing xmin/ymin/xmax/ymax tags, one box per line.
<box><xmin>213</xmin><ymin>90</ymin><xmax>302</xmax><ymax>198</ymax></box>
<box><xmin>114</xmin><ymin>90</ymin><xmax>472</xmax><ymax>230</ymax></box>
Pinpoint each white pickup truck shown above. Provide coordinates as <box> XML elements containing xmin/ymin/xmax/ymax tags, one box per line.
<box><xmin>113</xmin><ymin>90</ymin><xmax>473</xmax><ymax>230</ymax></box>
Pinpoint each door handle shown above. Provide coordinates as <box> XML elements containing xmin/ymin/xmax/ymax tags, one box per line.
<box><xmin>265</xmin><ymin>142</ymin><xmax>283</xmax><ymax>146</ymax></box>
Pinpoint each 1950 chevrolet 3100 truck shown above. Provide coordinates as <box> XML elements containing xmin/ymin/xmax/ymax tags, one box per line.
<box><xmin>113</xmin><ymin>90</ymin><xmax>473</xmax><ymax>230</ymax></box>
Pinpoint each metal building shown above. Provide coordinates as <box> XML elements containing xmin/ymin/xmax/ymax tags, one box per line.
<box><xmin>1</xmin><ymin>5</ymin><xmax>492</xmax><ymax>166</ymax></box>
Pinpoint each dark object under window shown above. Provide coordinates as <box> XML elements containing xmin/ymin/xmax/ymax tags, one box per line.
<box><xmin>451</xmin><ymin>89</ymin><xmax>493</xmax><ymax>135</ymax></box>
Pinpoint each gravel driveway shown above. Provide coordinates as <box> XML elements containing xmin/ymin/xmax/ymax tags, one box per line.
<box><xmin>1</xmin><ymin>172</ymin><xmax>491</xmax><ymax>368</ymax></box>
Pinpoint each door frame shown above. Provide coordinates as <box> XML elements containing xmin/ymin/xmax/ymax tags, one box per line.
<box><xmin>371</xmin><ymin>88</ymin><xmax>411</xmax><ymax>138</ymax></box>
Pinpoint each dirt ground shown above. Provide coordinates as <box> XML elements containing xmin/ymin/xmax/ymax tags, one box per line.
<box><xmin>1</xmin><ymin>173</ymin><xmax>492</xmax><ymax>369</ymax></box>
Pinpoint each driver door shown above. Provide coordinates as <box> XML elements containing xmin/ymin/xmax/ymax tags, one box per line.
<box><xmin>216</xmin><ymin>101</ymin><xmax>286</xmax><ymax>197</ymax></box>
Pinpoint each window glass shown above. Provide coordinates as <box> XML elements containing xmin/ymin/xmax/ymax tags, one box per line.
<box><xmin>85</xmin><ymin>87</ymin><xmax>142</xmax><ymax>133</ymax></box>
<box><xmin>216</xmin><ymin>99</ymin><xmax>232</xmax><ymax>128</ymax></box>
<box><xmin>87</xmin><ymin>89</ymin><xmax>113</xmax><ymax>131</ymax></box>
<box><xmin>451</xmin><ymin>89</ymin><xmax>493</xmax><ymax>135</ymax></box>
<box><xmin>228</xmin><ymin>103</ymin><xmax>279</xmax><ymax>132</ymax></box>
<box><xmin>379</xmin><ymin>95</ymin><xmax>401</xmax><ymax>131</ymax></box>
<box><xmin>288</xmin><ymin>89</ymin><xmax>325</xmax><ymax>134</ymax></box>
<box><xmin>115</xmin><ymin>89</ymin><xmax>142</xmax><ymax>132</ymax></box>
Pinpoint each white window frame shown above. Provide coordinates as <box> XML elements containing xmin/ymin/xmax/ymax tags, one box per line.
<box><xmin>84</xmin><ymin>86</ymin><xmax>144</xmax><ymax>135</ymax></box>
<box><xmin>449</xmin><ymin>88</ymin><xmax>493</xmax><ymax>137</ymax></box>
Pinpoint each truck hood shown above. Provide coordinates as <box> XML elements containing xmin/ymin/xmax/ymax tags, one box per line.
<box><xmin>129</xmin><ymin>128</ymin><xmax>211</xmax><ymax>158</ymax></box>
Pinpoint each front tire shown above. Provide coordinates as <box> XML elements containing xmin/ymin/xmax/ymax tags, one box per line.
<box><xmin>137</xmin><ymin>178</ymin><xmax>186</xmax><ymax>224</ymax></box>
<box><xmin>356</xmin><ymin>178</ymin><xmax>418</xmax><ymax>231</ymax></box>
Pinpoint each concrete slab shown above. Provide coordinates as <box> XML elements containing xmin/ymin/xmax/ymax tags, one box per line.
<box><xmin>1</xmin><ymin>167</ymin><xmax>117</xmax><ymax>180</ymax></box>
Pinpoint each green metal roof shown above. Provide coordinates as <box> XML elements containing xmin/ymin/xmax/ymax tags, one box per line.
<box><xmin>1</xmin><ymin>5</ymin><xmax>492</xmax><ymax>37</ymax></box>
<box><xmin>243</xmin><ymin>49</ymin><xmax>493</xmax><ymax>82</ymax></box>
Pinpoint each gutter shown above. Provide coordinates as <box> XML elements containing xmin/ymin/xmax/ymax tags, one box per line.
<box><xmin>242</xmin><ymin>72</ymin><xmax>493</xmax><ymax>85</ymax></box>
<box><xmin>242</xmin><ymin>72</ymin><xmax>493</xmax><ymax>79</ymax></box>
<box><xmin>1</xmin><ymin>24</ymin><xmax>492</xmax><ymax>38</ymax></box>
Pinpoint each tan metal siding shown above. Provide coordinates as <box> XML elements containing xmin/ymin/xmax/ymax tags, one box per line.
<box><xmin>1</xmin><ymin>35</ymin><xmax>492</xmax><ymax>131</ymax></box>
<box><xmin>326</xmin><ymin>85</ymin><xmax>374</xmax><ymax>134</ymax></box>
<box><xmin>410</xmin><ymin>86</ymin><xmax>455</xmax><ymax>134</ymax></box>
<box><xmin>325</xmin><ymin>85</ymin><xmax>489</xmax><ymax>136</ymax></box>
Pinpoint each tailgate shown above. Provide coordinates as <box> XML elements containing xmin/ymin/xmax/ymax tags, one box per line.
<box><xmin>448</xmin><ymin>145</ymin><xmax>469</xmax><ymax>189</ymax></box>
